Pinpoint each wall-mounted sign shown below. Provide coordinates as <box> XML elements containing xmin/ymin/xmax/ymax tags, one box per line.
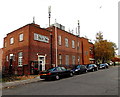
<box><xmin>34</xmin><ymin>33</ymin><xmax>49</xmax><ymax>43</ymax></box>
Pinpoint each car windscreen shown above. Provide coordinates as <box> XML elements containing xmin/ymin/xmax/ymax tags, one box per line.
<box><xmin>100</xmin><ymin>64</ymin><xmax>104</xmax><ymax>66</ymax></box>
<box><xmin>88</xmin><ymin>65</ymin><xmax>93</xmax><ymax>68</ymax></box>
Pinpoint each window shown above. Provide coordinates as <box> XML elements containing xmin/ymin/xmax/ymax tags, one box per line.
<box><xmin>90</xmin><ymin>47</ymin><xmax>93</xmax><ymax>54</ymax></box>
<box><xmin>10</xmin><ymin>37</ymin><xmax>14</xmax><ymax>44</ymax></box>
<box><xmin>65</xmin><ymin>55</ymin><xmax>69</xmax><ymax>65</ymax></box>
<box><xmin>65</xmin><ymin>38</ymin><xmax>68</xmax><ymax>47</ymax></box>
<box><xmin>77</xmin><ymin>42</ymin><xmax>79</xmax><ymax>50</ymax></box>
<box><xmin>10</xmin><ymin>54</ymin><xmax>14</xmax><ymax>59</ymax></box>
<box><xmin>72</xmin><ymin>40</ymin><xmax>75</xmax><ymax>48</ymax></box>
<box><xmin>72</xmin><ymin>56</ymin><xmax>75</xmax><ymax>65</ymax></box>
<box><xmin>18</xmin><ymin>52</ymin><xmax>23</xmax><ymax>66</ymax></box>
<box><xmin>58</xmin><ymin>35</ymin><xmax>62</xmax><ymax>45</ymax></box>
<box><xmin>19</xmin><ymin>34</ymin><xmax>23</xmax><ymax>41</ymax></box>
<box><xmin>78</xmin><ymin>56</ymin><xmax>80</xmax><ymax>63</ymax></box>
<box><xmin>56</xmin><ymin>67</ymin><xmax>62</xmax><ymax>71</ymax></box>
<box><xmin>61</xmin><ymin>67</ymin><xmax>67</xmax><ymax>71</ymax></box>
<box><xmin>6</xmin><ymin>56</ymin><xmax>8</xmax><ymax>61</ymax></box>
<box><xmin>59</xmin><ymin>54</ymin><xmax>62</xmax><ymax>65</ymax></box>
<box><xmin>85</xmin><ymin>51</ymin><xmax>88</xmax><ymax>55</ymax></box>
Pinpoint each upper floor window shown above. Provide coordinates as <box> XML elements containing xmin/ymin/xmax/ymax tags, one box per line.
<box><xmin>72</xmin><ymin>40</ymin><xmax>75</xmax><ymax>48</ymax></box>
<box><xmin>65</xmin><ymin>38</ymin><xmax>69</xmax><ymax>47</ymax></box>
<box><xmin>77</xmin><ymin>42</ymin><xmax>79</xmax><ymax>49</ymax></box>
<box><xmin>19</xmin><ymin>34</ymin><xmax>23</xmax><ymax>41</ymax></box>
<box><xmin>58</xmin><ymin>35</ymin><xmax>62</xmax><ymax>45</ymax></box>
<box><xmin>90</xmin><ymin>47</ymin><xmax>93</xmax><ymax>54</ymax></box>
<box><xmin>10</xmin><ymin>37</ymin><xmax>14</xmax><ymax>44</ymax></box>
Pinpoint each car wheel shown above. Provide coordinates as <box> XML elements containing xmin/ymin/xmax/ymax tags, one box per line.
<box><xmin>85</xmin><ymin>69</ymin><xmax>87</xmax><ymax>73</ymax></box>
<box><xmin>96</xmin><ymin>68</ymin><xmax>98</xmax><ymax>71</ymax></box>
<box><xmin>92</xmin><ymin>69</ymin><xmax>94</xmax><ymax>72</ymax></box>
<box><xmin>70</xmin><ymin>72</ymin><xmax>73</xmax><ymax>77</ymax></box>
<box><xmin>55</xmin><ymin>75</ymin><xmax>60</xmax><ymax>80</ymax></box>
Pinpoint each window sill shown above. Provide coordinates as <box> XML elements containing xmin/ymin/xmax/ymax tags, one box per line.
<box><xmin>18</xmin><ymin>65</ymin><xmax>23</xmax><ymax>67</ymax></box>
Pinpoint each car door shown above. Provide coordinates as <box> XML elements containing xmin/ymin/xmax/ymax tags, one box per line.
<box><xmin>61</xmin><ymin>67</ymin><xmax>69</xmax><ymax>77</ymax></box>
<box><xmin>81</xmin><ymin>65</ymin><xmax>85</xmax><ymax>73</ymax></box>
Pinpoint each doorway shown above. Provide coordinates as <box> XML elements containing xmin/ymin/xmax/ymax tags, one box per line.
<box><xmin>38</xmin><ymin>55</ymin><xmax>46</xmax><ymax>71</ymax></box>
<box><xmin>9</xmin><ymin>54</ymin><xmax>14</xmax><ymax>74</ymax></box>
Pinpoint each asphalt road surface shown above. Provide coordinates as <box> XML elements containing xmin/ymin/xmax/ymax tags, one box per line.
<box><xmin>3</xmin><ymin>66</ymin><xmax>119</xmax><ymax>95</ymax></box>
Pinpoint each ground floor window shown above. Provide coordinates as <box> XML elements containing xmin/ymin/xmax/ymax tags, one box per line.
<box><xmin>72</xmin><ymin>56</ymin><xmax>76</xmax><ymax>65</ymax></box>
<box><xmin>59</xmin><ymin>54</ymin><xmax>62</xmax><ymax>65</ymax></box>
<box><xmin>78</xmin><ymin>56</ymin><xmax>80</xmax><ymax>64</ymax></box>
<box><xmin>65</xmin><ymin>55</ymin><xmax>69</xmax><ymax>65</ymax></box>
<box><xmin>18</xmin><ymin>52</ymin><xmax>23</xmax><ymax>66</ymax></box>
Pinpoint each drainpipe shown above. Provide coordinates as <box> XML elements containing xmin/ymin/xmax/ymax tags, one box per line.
<box><xmin>81</xmin><ymin>41</ymin><xmax>84</xmax><ymax>64</ymax></box>
<box><xmin>55</xmin><ymin>21</ymin><xmax>58</xmax><ymax>67</ymax></box>
<box><xmin>50</xmin><ymin>33</ymin><xmax>53</xmax><ymax>67</ymax></box>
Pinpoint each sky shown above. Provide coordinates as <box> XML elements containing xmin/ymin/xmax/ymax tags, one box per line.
<box><xmin>0</xmin><ymin>0</ymin><xmax>119</xmax><ymax>54</ymax></box>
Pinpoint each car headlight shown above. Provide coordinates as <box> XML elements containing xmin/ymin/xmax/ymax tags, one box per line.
<box><xmin>75</xmin><ymin>69</ymin><xmax>78</xmax><ymax>71</ymax></box>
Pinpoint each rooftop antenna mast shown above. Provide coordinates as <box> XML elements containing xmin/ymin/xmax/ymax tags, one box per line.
<box><xmin>48</xmin><ymin>6</ymin><xmax>51</xmax><ymax>27</ymax></box>
<box><xmin>78</xmin><ymin>20</ymin><xmax>80</xmax><ymax>37</ymax></box>
<box><xmin>33</xmin><ymin>16</ymin><xmax>35</xmax><ymax>24</ymax></box>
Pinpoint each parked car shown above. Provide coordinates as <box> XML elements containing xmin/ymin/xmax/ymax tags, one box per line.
<box><xmin>98</xmin><ymin>64</ymin><xmax>106</xmax><ymax>69</ymax></box>
<box><xmin>72</xmin><ymin>65</ymin><xmax>87</xmax><ymax>74</ymax></box>
<box><xmin>86</xmin><ymin>64</ymin><xmax>98</xmax><ymax>72</ymax></box>
<box><xmin>104</xmin><ymin>63</ymin><xmax>109</xmax><ymax>68</ymax></box>
<box><xmin>39</xmin><ymin>67</ymin><xmax>74</xmax><ymax>80</ymax></box>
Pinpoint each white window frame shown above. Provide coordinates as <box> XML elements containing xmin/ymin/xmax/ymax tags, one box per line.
<box><xmin>72</xmin><ymin>40</ymin><xmax>75</xmax><ymax>48</ymax></box>
<box><xmin>10</xmin><ymin>37</ymin><xmax>14</xmax><ymax>44</ymax></box>
<box><xmin>65</xmin><ymin>38</ymin><xmax>69</xmax><ymax>47</ymax></box>
<box><xmin>59</xmin><ymin>54</ymin><xmax>62</xmax><ymax>65</ymax></box>
<box><xmin>18</xmin><ymin>52</ymin><xmax>23</xmax><ymax>66</ymax></box>
<box><xmin>6</xmin><ymin>56</ymin><xmax>8</xmax><ymax>61</ymax></box>
<box><xmin>58</xmin><ymin>35</ymin><xmax>62</xmax><ymax>45</ymax></box>
<box><xmin>72</xmin><ymin>56</ymin><xmax>76</xmax><ymax>65</ymax></box>
<box><xmin>19</xmin><ymin>33</ymin><xmax>23</xmax><ymax>41</ymax></box>
<box><xmin>65</xmin><ymin>55</ymin><xmax>69</xmax><ymax>65</ymax></box>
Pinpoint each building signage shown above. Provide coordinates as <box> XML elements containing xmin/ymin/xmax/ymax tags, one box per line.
<box><xmin>34</xmin><ymin>33</ymin><xmax>49</xmax><ymax>43</ymax></box>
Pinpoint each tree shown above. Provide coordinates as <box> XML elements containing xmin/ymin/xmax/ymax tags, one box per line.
<box><xmin>94</xmin><ymin>32</ymin><xmax>117</xmax><ymax>63</ymax></box>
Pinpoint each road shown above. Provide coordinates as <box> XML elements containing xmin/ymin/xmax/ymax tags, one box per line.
<box><xmin>3</xmin><ymin>66</ymin><xmax>119</xmax><ymax>95</ymax></box>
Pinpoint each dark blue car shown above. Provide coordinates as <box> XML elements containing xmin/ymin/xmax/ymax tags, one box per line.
<box><xmin>98</xmin><ymin>64</ymin><xmax>106</xmax><ymax>69</ymax></box>
<box><xmin>72</xmin><ymin>65</ymin><xmax>87</xmax><ymax>74</ymax></box>
<box><xmin>86</xmin><ymin>64</ymin><xmax>98</xmax><ymax>72</ymax></box>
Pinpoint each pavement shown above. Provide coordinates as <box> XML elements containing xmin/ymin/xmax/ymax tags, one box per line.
<box><xmin>1</xmin><ymin>75</ymin><xmax>43</xmax><ymax>89</ymax></box>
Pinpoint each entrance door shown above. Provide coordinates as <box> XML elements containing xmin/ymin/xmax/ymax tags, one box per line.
<box><xmin>38</xmin><ymin>56</ymin><xmax>45</xmax><ymax>71</ymax></box>
<box><xmin>9</xmin><ymin>54</ymin><xmax>14</xmax><ymax>74</ymax></box>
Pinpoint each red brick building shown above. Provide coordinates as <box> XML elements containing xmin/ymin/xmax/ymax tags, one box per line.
<box><xmin>0</xmin><ymin>48</ymin><xmax>3</xmax><ymax>72</ymax></box>
<box><xmin>2</xmin><ymin>23</ymin><xmax>94</xmax><ymax>75</ymax></box>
